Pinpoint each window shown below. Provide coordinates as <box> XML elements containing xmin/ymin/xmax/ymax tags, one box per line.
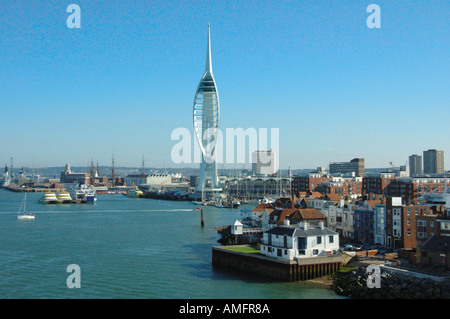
<box><xmin>407</xmin><ymin>209</ymin><xmax>411</xmax><ymax>216</ymax></box>
<box><xmin>298</xmin><ymin>237</ymin><xmax>307</xmax><ymax>250</ymax></box>
<box><xmin>329</xmin><ymin>236</ymin><xmax>334</xmax><ymax>243</ymax></box>
<box><xmin>407</xmin><ymin>218</ymin><xmax>411</xmax><ymax>226</ymax></box>
<box><xmin>298</xmin><ymin>250</ymin><xmax>305</xmax><ymax>255</ymax></box>
<box><xmin>313</xmin><ymin>249</ymin><xmax>319</xmax><ymax>255</ymax></box>
<box><xmin>317</xmin><ymin>236</ymin><xmax>322</xmax><ymax>245</ymax></box>
<box><xmin>430</xmin><ymin>221</ymin><xmax>434</xmax><ymax>228</ymax></box>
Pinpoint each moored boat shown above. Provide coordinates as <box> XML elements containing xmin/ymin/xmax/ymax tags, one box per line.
<box><xmin>57</xmin><ymin>191</ymin><xmax>73</xmax><ymax>204</ymax></box>
<box><xmin>39</xmin><ymin>192</ymin><xmax>58</xmax><ymax>204</ymax></box>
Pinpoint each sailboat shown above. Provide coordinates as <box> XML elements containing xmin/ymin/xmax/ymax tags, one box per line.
<box><xmin>18</xmin><ymin>193</ymin><xmax>35</xmax><ymax>220</ymax></box>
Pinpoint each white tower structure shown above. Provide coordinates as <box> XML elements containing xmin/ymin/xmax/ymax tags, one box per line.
<box><xmin>193</xmin><ymin>24</ymin><xmax>222</xmax><ymax>195</ymax></box>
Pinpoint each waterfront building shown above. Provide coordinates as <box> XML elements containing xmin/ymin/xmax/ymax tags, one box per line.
<box><xmin>423</xmin><ymin>149</ymin><xmax>444</xmax><ymax>174</ymax></box>
<box><xmin>193</xmin><ymin>24</ymin><xmax>221</xmax><ymax>196</ymax></box>
<box><xmin>124</xmin><ymin>174</ymin><xmax>148</xmax><ymax>187</ymax></box>
<box><xmin>60</xmin><ymin>163</ymin><xmax>87</xmax><ymax>184</ymax></box>
<box><xmin>292</xmin><ymin>169</ymin><xmax>331</xmax><ymax>193</ymax></box>
<box><xmin>329</xmin><ymin>158</ymin><xmax>365</xmax><ymax>177</ymax></box>
<box><xmin>222</xmin><ymin>176</ymin><xmax>291</xmax><ymax>199</ymax></box>
<box><xmin>252</xmin><ymin>150</ymin><xmax>277</xmax><ymax>176</ymax></box>
<box><xmin>260</xmin><ymin>221</ymin><xmax>340</xmax><ymax>260</ymax></box>
<box><xmin>419</xmin><ymin>235</ymin><xmax>450</xmax><ymax>268</ymax></box>
<box><xmin>261</xmin><ymin>208</ymin><xmax>327</xmax><ymax>229</ymax></box>
<box><xmin>409</xmin><ymin>154</ymin><xmax>423</xmax><ymax>176</ymax></box>
<box><xmin>385</xmin><ymin>197</ymin><xmax>434</xmax><ymax>249</ymax></box>
<box><xmin>124</xmin><ymin>173</ymin><xmax>173</xmax><ymax>188</ymax></box>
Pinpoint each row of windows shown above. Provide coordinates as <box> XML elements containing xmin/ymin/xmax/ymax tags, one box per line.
<box><xmin>263</xmin><ymin>247</ymin><xmax>320</xmax><ymax>256</ymax></box>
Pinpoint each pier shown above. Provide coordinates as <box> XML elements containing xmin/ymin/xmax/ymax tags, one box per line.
<box><xmin>212</xmin><ymin>245</ymin><xmax>343</xmax><ymax>282</ymax></box>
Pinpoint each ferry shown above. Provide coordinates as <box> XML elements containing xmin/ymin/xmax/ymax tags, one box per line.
<box><xmin>69</xmin><ymin>184</ymin><xmax>97</xmax><ymax>203</ymax></box>
<box><xmin>39</xmin><ymin>192</ymin><xmax>58</xmax><ymax>204</ymax></box>
<box><xmin>127</xmin><ymin>188</ymin><xmax>144</xmax><ymax>198</ymax></box>
<box><xmin>57</xmin><ymin>191</ymin><xmax>73</xmax><ymax>204</ymax></box>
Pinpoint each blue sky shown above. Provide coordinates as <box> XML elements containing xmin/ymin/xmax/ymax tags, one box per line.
<box><xmin>1</xmin><ymin>0</ymin><xmax>449</xmax><ymax>170</ymax></box>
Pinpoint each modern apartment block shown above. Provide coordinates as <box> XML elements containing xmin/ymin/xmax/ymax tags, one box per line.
<box><xmin>385</xmin><ymin>197</ymin><xmax>435</xmax><ymax>249</ymax></box>
<box><xmin>362</xmin><ymin>173</ymin><xmax>396</xmax><ymax>196</ymax></box>
<box><xmin>292</xmin><ymin>172</ymin><xmax>330</xmax><ymax>193</ymax></box>
<box><xmin>409</xmin><ymin>154</ymin><xmax>423</xmax><ymax>176</ymax></box>
<box><xmin>423</xmin><ymin>149</ymin><xmax>444</xmax><ymax>174</ymax></box>
<box><xmin>329</xmin><ymin>158</ymin><xmax>365</xmax><ymax>177</ymax></box>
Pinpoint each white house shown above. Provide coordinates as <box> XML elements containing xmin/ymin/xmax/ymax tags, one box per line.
<box><xmin>231</xmin><ymin>220</ymin><xmax>243</xmax><ymax>235</ymax></box>
<box><xmin>260</xmin><ymin>221</ymin><xmax>340</xmax><ymax>261</ymax></box>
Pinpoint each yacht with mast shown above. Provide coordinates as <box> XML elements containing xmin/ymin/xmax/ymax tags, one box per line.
<box><xmin>18</xmin><ymin>193</ymin><xmax>35</xmax><ymax>220</ymax></box>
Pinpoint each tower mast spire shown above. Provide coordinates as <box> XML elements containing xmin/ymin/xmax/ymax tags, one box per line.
<box><xmin>205</xmin><ymin>23</ymin><xmax>213</xmax><ymax>74</ymax></box>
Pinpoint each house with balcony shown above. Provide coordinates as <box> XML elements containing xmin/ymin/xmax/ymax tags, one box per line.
<box><xmin>260</xmin><ymin>221</ymin><xmax>340</xmax><ymax>261</ymax></box>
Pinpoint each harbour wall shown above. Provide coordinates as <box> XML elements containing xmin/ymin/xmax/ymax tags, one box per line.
<box><xmin>212</xmin><ymin>246</ymin><xmax>343</xmax><ymax>282</ymax></box>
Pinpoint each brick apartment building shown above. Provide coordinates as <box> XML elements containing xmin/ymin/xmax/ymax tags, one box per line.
<box><xmin>362</xmin><ymin>173</ymin><xmax>396</xmax><ymax>196</ymax></box>
<box><xmin>385</xmin><ymin>198</ymin><xmax>436</xmax><ymax>249</ymax></box>
<box><xmin>316</xmin><ymin>179</ymin><xmax>362</xmax><ymax>198</ymax></box>
<box><xmin>292</xmin><ymin>173</ymin><xmax>330</xmax><ymax>193</ymax></box>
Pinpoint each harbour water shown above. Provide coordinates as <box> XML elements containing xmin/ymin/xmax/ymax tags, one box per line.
<box><xmin>0</xmin><ymin>190</ymin><xmax>342</xmax><ymax>299</ymax></box>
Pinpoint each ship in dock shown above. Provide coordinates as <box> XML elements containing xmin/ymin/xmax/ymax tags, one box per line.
<box><xmin>67</xmin><ymin>183</ymin><xmax>97</xmax><ymax>203</ymax></box>
<box><xmin>39</xmin><ymin>192</ymin><xmax>59</xmax><ymax>204</ymax></box>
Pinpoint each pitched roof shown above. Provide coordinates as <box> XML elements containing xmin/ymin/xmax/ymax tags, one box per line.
<box><xmin>265</xmin><ymin>225</ymin><xmax>337</xmax><ymax>237</ymax></box>
<box><xmin>270</xmin><ymin>208</ymin><xmax>326</xmax><ymax>225</ymax></box>
<box><xmin>324</xmin><ymin>193</ymin><xmax>342</xmax><ymax>201</ymax></box>
<box><xmin>296</xmin><ymin>208</ymin><xmax>327</xmax><ymax>220</ymax></box>
<box><xmin>422</xmin><ymin>235</ymin><xmax>450</xmax><ymax>253</ymax></box>
<box><xmin>251</xmin><ymin>203</ymin><xmax>274</xmax><ymax>212</ymax></box>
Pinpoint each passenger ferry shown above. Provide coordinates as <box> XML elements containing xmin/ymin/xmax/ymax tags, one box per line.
<box><xmin>57</xmin><ymin>191</ymin><xmax>73</xmax><ymax>204</ymax></box>
<box><xmin>39</xmin><ymin>192</ymin><xmax>58</xmax><ymax>204</ymax></box>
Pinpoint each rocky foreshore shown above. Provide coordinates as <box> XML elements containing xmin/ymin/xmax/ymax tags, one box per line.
<box><xmin>332</xmin><ymin>265</ymin><xmax>450</xmax><ymax>299</ymax></box>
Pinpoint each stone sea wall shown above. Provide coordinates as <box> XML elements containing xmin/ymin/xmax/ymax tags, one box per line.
<box><xmin>332</xmin><ymin>265</ymin><xmax>450</xmax><ymax>299</ymax></box>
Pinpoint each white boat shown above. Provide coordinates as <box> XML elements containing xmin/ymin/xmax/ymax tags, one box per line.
<box><xmin>259</xmin><ymin>197</ymin><xmax>275</xmax><ymax>204</ymax></box>
<box><xmin>57</xmin><ymin>191</ymin><xmax>73</xmax><ymax>204</ymax></box>
<box><xmin>18</xmin><ymin>193</ymin><xmax>35</xmax><ymax>220</ymax></box>
<box><xmin>70</xmin><ymin>184</ymin><xmax>97</xmax><ymax>203</ymax></box>
<box><xmin>232</xmin><ymin>200</ymin><xmax>241</xmax><ymax>208</ymax></box>
<box><xmin>40</xmin><ymin>192</ymin><xmax>58</xmax><ymax>204</ymax></box>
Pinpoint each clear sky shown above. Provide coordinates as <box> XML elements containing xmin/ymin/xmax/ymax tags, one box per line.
<box><xmin>1</xmin><ymin>0</ymin><xmax>449</xmax><ymax>170</ymax></box>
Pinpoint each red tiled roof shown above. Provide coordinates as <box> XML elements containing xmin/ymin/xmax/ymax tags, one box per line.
<box><xmin>325</xmin><ymin>193</ymin><xmax>342</xmax><ymax>201</ymax></box>
<box><xmin>271</xmin><ymin>208</ymin><xmax>326</xmax><ymax>225</ymax></box>
<box><xmin>251</xmin><ymin>203</ymin><xmax>274</xmax><ymax>212</ymax></box>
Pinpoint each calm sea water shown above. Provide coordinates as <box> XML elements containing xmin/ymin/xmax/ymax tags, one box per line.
<box><xmin>0</xmin><ymin>190</ymin><xmax>342</xmax><ymax>299</ymax></box>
